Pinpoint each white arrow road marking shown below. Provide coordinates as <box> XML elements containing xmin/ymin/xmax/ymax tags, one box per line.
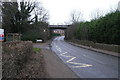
<box><xmin>60</xmin><ymin>52</ymin><xmax>93</xmax><ymax>68</ymax></box>
<box><xmin>55</xmin><ymin>45</ymin><xmax>62</xmax><ymax>52</ymax></box>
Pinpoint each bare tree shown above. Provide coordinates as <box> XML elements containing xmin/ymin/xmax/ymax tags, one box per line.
<box><xmin>109</xmin><ymin>4</ymin><xmax>118</xmax><ymax>13</ymax></box>
<box><xmin>70</xmin><ymin>10</ymin><xmax>83</xmax><ymax>23</ymax></box>
<box><xmin>33</xmin><ymin>2</ymin><xmax>49</xmax><ymax>23</ymax></box>
<box><xmin>90</xmin><ymin>9</ymin><xmax>104</xmax><ymax>20</ymax></box>
<box><xmin>118</xmin><ymin>1</ymin><xmax>120</xmax><ymax>11</ymax></box>
<box><xmin>38</xmin><ymin>9</ymin><xmax>49</xmax><ymax>22</ymax></box>
<box><xmin>2</xmin><ymin>2</ymin><xmax>18</xmax><ymax>33</ymax></box>
<box><xmin>65</xmin><ymin>10</ymin><xmax>83</xmax><ymax>40</ymax></box>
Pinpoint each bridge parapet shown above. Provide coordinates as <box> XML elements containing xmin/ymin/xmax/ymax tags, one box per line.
<box><xmin>48</xmin><ymin>25</ymin><xmax>71</xmax><ymax>29</ymax></box>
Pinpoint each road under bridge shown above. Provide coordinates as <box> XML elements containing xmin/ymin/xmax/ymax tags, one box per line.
<box><xmin>48</xmin><ymin>25</ymin><xmax>71</xmax><ymax>36</ymax></box>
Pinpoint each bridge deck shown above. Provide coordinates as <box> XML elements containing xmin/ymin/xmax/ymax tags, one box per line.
<box><xmin>48</xmin><ymin>25</ymin><xmax>71</xmax><ymax>29</ymax></box>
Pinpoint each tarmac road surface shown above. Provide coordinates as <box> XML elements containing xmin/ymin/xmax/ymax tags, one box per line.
<box><xmin>51</xmin><ymin>36</ymin><xmax>119</xmax><ymax>78</ymax></box>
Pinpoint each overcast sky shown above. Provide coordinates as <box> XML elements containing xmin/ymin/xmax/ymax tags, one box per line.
<box><xmin>40</xmin><ymin>0</ymin><xmax>119</xmax><ymax>25</ymax></box>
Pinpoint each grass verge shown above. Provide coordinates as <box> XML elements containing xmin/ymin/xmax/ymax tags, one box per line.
<box><xmin>33</xmin><ymin>48</ymin><xmax>41</xmax><ymax>52</ymax></box>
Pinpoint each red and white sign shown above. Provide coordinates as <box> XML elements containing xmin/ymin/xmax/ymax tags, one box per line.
<box><xmin>0</xmin><ymin>29</ymin><xmax>4</xmax><ymax>41</ymax></box>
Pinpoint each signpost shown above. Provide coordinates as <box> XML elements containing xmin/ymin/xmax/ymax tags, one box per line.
<box><xmin>0</xmin><ymin>29</ymin><xmax>4</xmax><ymax>41</ymax></box>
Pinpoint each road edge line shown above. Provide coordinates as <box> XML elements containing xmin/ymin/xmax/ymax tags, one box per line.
<box><xmin>66</xmin><ymin>41</ymin><xmax>119</xmax><ymax>57</ymax></box>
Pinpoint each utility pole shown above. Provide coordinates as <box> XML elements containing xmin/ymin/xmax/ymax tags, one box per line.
<box><xmin>0</xmin><ymin>0</ymin><xmax>2</xmax><ymax>28</ymax></box>
<box><xmin>0</xmin><ymin>1</ymin><xmax>2</xmax><ymax>79</ymax></box>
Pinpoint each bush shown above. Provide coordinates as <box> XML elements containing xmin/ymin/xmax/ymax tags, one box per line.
<box><xmin>21</xmin><ymin>22</ymin><xmax>50</xmax><ymax>42</ymax></box>
<box><xmin>21</xmin><ymin>29</ymin><xmax>44</xmax><ymax>42</ymax></box>
<box><xmin>75</xmin><ymin>11</ymin><xmax>120</xmax><ymax>45</ymax></box>
<box><xmin>2</xmin><ymin>41</ymin><xmax>33</xmax><ymax>78</ymax></box>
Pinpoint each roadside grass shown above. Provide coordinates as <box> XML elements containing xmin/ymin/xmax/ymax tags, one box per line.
<box><xmin>33</xmin><ymin>48</ymin><xmax>41</xmax><ymax>52</ymax></box>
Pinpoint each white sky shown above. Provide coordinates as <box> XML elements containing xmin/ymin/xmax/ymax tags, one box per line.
<box><xmin>39</xmin><ymin>0</ymin><xmax>119</xmax><ymax>25</ymax></box>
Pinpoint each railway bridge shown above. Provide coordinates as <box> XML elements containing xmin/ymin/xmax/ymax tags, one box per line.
<box><xmin>48</xmin><ymin>25</ymin><xmax>71</xmax><ymax>36</ymax></box>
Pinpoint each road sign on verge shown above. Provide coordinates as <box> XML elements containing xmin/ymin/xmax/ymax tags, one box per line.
<box><xmin>0</xmin><ymin>29</ymin><xmax>4</xmax><ymax>41</ymax></box>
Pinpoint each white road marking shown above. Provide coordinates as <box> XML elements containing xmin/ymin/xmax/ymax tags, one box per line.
<box><xmin>58</xmin><ymin>48</ymin><xmax>62</xmax><ymax>52</ymax></box>
<box><xmin>60</xmin><ymin>52</ymin><xmax>93</xmax><ymax>68</ymax></box>
<box><xmin>83</xmin><ymin>55</ymin><xmax>86</xmax><ymax>56</ymax></box>
<box><xmin>57</xmin><ymin>41</ymin><xmax>105</xmax><ymax>65</ymax></box>
<box><xmin>54</xmin><ymin>44</ymin><xmax>62</xmax><ymax>52</ymax></box>
<box><xmin>53</xmin><ymin>36</ymin><xmax>93</xmax><ymax>68</ymax></box>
